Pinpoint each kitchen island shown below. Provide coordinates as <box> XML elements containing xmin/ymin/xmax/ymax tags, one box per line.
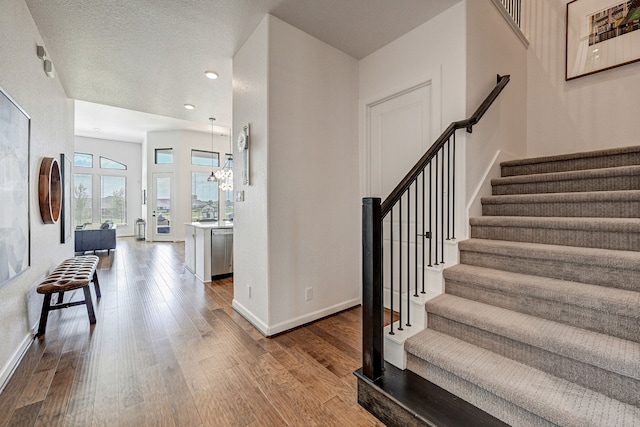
<box><xmin>184</xmin><ymin>221</ymin><xmax>233</xmax><ymax>282</ymax></box>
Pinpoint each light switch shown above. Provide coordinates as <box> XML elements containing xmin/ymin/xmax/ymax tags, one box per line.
<box><xmin>236</xmin><ymin>190</ymin><xmax>244</xmax><ymax>202</ymax></box>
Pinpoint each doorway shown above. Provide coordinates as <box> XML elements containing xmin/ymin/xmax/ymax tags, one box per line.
<box><xmin>152</xmin><ymin>172</ymin><xmax>174</xmax><ymax>241</ymax></box>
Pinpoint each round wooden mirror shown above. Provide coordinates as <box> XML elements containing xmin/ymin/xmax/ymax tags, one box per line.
<box><xmin>39</xmin><ymin>157</ymin><xmax>62</xmax><ymax>224</ymax></box>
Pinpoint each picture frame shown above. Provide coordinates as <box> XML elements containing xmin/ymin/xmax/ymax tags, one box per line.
<box><xmin>60</xmin><ymin>153</ymin><xmax>72</xmax><ymax>243</ymax></box>
<box><xmin>0</xmin><ymin>86</ymin><xmax>31</xmax><ymax>288</ymax></box>
<box><xmin>566</xmin><ymin>0</ymin><xmax>640</xmax><ymax>80</ymax></box>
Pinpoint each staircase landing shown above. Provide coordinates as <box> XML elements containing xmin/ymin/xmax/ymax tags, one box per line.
<box><xmin>355</xmin><ymin>363</ymin><xmax>509</xmax><ymax>427</ymax></box>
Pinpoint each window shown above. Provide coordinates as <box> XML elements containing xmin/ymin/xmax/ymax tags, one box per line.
<box><xmin>100</xmin><ymin>156</ymin><xmax>127</xmax><ymax>170</ymax></box>
<box><xmin>101</xmin><ymin>176</ymin><xmax>127</xmax><ymax>223</ymax></box>
<box><xmin>191</xmin><ymin>149</ymin><xmax>219</xmax><ymax>167</ymax></box>
<box><xmin>74</xmin><ymin>152</ymin><xmax>93</xmax><ymax>168</ymax></box>
<box><xmin>74</xmin><ymin>174</ymin><xmax>93</xmax><ymax>226</ymax></box>
<box><xmin>224</xmin><ymin>188</ymin><xmax>234</xmax><ymax>221</ymax></box>
<box><xmin>191</xmin><ymin>172</ymin><xmax>219</xmax><ymax>221</ymax></box>
<box><xmin>222</xmin><ymin>154</ymin><xmax>233</xmax><ymax>220</ymax></box>
<box><xmin>155</xmin><ymin>148</ymin><xmax>173</xmax><ymax>164</ymax></box>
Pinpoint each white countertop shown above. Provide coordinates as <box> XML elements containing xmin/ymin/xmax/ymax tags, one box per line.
<box><xmin>185</xmin><ymin>221</ymin><xmax>234</xmax><ymax>229</ymax></box>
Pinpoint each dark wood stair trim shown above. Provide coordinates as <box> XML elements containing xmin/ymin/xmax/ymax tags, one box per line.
<box><xmin>355</xmin><ymin>362</ymin><xmax>509</xmax><ymax>427</ymax></box>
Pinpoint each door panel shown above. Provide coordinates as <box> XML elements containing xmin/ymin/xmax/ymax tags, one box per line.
<box><xmin>152</xmin><ymin>173</ymin><xmax>173</xmax><ymax>241</ymax></box>
<box><xmin>369</xmin><ymin>84</ymin><xmax>432</xmax><ymax>199</ymax></box>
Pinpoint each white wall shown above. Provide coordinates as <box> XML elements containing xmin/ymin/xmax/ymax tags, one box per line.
<box><xmin>146</xmin><ymin>129</ymin><xmax>231</xmax><ymax>242</ymax></box>
<box><xmin>232</xmin><ymin>16</ymin><xmax>360</xmax><ymax>335</ymax></box>
<box><xmin>465</xmin><ymin>0</ymin><xmax>527</xmax><ymax>216</ymax></box>
<box><xmin>267</xmin><ymin>17</ymin><xmax>360</xmax><ymax>331</ymax></box>
<box><xmin>232</xmin><ymin>17</ymin><xmax>271</xmax><ymax>330</ymax></box>
<box><xmin>360</xmin><ymin>2</ymin><xmax>467</xmax><ymax>132</ymax></box>
<box><xmin>0</xmin><ymin>0</ymin><xmax>74</xmax><ymax>390</ymax></box>
<box><xmin>524</xmin><ymin>0</ymin><xmax>640</xmax><ymax>157</ymax></box>
<box><xmin>74</xmin><ymin>136</ymin><xmax>143</xmax><ymax>236</ymax></box>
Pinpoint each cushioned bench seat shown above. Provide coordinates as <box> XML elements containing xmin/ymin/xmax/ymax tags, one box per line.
<box><xmin>36</xmin><ymin>255</ymin><xmax>101</xmax><ymax>337</ymax></box>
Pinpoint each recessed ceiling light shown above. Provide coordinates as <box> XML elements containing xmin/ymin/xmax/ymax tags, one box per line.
<box><xmin>204</xmin><ymin>71</ymin><xmax>219</xmax><ymax>80</ymax></box>
<box><xmin>184</xmin><ymin>104</ymin><xmax>195</xmax><ymax>110</ymax></box>
<box><xmin>93</xmin><ymin>128</ymin><xmax>101</xmax><ymax>132</ymax></box>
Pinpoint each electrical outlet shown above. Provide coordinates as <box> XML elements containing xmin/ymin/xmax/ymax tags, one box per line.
<box><xmin>246</xmin><ymin>284</ymin><xmax>251</xmax><ymax>298</ymax></box>
<box><xmin>305</xmin><ymin>287</ymin><xmax>313</xmax><ymax>301</ymax></box>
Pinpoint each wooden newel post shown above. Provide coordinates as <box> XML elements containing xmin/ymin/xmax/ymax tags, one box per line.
<box><xmin>362</xmin><ymin>197</ymin><xmax>383</xmax><ymax>381</ymax></box>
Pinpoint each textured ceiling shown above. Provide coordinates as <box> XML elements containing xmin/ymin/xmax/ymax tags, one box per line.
<box><xmin>26</xmin><ymin>0</ymin><xmax>461</xmax><ymax>141</ymax></box>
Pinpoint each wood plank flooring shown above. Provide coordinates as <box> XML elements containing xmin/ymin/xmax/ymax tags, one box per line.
<box><xmin>0</xmin><ymin>238</ymin><xmax>383</xmax><ymax>427</ymax></box>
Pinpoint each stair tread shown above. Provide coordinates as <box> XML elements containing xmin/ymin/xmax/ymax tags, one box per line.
<box><xmin>492</xmin><ymin>164</ymin><xmax>640</xmax><ymax>186</ymax></box>
<box><xmin>425</xmin><ymin>294</ymin><xmax>640</xmax><ymax>379</ymax></box>
<box><xmin>459</xmin><ymin>238</ymin><xmax>640</xmax><ymax>268</ymax></box>
<box><xmin>482</xmin><ymin>189</ymin><xmax>640</xmax><ymax>204</ymax></box>
<box><xmin>444</xmin><ymin>264</ymin><xmax>640</xmax><ymax>320</ymax></box>
<box><xmin>405</xmin><ymin>329</ymin><xmax>640</xmax><ymax>427</ymax></box>
<box><xmin>470</xmin><ymin>215</ymin><xmax>640</xmax><ymax>231</ymax></box>
<box><xmin>500</xmin><ymin>145</ymin><xmax>640</xmax><ymax>169</ymax></box>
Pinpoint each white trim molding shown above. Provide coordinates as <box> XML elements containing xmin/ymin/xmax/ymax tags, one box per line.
<box><xmin>0</xmin><ymin>331</ymin><xmax>34</xmax><ymax>394</ymax></box>
<box><xmin>490</xmin><ymin>0</ymin><xmax>529</xmax><ymax>47</ymax></box>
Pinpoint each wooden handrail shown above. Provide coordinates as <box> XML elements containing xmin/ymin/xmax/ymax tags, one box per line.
<box><xmin>381</xmin><ymin>74</ymin><xmax>510</xmax><ymax>217</ymax></box>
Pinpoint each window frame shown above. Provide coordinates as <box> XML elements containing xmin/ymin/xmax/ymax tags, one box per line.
<box><xmin>100</xmin><ymin>175</ymin><xmax>127</xmax><ymax>224</ymax></box>
<box><xmin>155</xmin><ymin>148</ymin><xmax>174</xmax><ymax>164</ymax></box>
<box><xmin>191</xmin><ymin>149</ymin><xmax>220</xmax><ymax>167</ymax></box>
<box><xmin>100</xmin><ymin>156</ymin><xmax>127</xmax><ymax>170</ymax></box>
<box><xmin>74</xmin><ymin>152</ymin><xmax>93</xmax><ymax>168</ymax></box>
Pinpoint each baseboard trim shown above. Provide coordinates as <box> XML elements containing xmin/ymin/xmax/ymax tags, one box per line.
<box><xmin>0</xmin><ymin>331</ymin><xmax>34</xmax><ymax>394</ymax></box>
<box><xmin>232</xmin><ymin>297</ymin><xmax>361</xmax><ymax>337</ymax></box>
<box><xmin>231</xmin><ymin>299</ymin><xmax>270</xmax><ymax>335</ymax></box>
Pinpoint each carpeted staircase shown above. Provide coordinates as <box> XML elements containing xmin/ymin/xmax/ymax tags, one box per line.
<box><xmin>404</xmin><ymin>146</ymin><xmax>640</xmax><ymax>427</ymax></box>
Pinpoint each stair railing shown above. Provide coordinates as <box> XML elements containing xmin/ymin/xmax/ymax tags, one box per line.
<box><xmin>499</xmin><ymin>0</ymin><xmax>521</xmax><ymax>28</ymax></box>
<box><xmin>362</xmin><ymin>74</ymin><xmax>510</xmax><ymax>381</ymax></box>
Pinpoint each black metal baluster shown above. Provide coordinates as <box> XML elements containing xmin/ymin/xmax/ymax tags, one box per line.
<box><xmin>397</xmin><ymin>196</ymin><xmax>403</xmax><ymax>331</ymax></box>
<box><xmin>434</xmin><ymin>152</ymin><xmax>439</xmax><ymax>266</ymax></box>
<box><xmin>414</xmin><ymin>178</ymin><xmax>418</xmax><ymax>297</ymax></box>
<box><xmin>389</xmin><ymin>207</ymin><xmax>394</xmax><ymax>335</ymax></box>
<box><xmin>452</xmin><ymin>133</ymin><xmax>456</xmax><ymax>240</ymax></box>
<box><xmin>421</xmin><ymin>170</ymin><xmax>426</xmax><ymax>293</ymax></box>
<box><xmin>447</xmin><ymin>138</ymin><xmax>451</xmax><ymax>240</ymax></box>
<box><xmin>406</xmin><ymin>184</ymin><xmax>411</xmax><ymax>327</ymax></box>
<box><xmin>429</xmin><ymin>162</ymin><xmax>432</xmax><ymax>267</ymax></box>
<box><xmin>440</xmin><ymin>147</ymin><xmax>445</xmax><ymax>264</ymax></box>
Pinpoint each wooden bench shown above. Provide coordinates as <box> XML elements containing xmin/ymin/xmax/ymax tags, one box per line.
<box><xmin>36</xmin><ymin>255</ymin><xmax>101</xmax><ymax>337</ymax></box>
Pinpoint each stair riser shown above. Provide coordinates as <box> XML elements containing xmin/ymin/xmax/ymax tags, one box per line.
<box><xmin>501</xmin><ymin>152</ymin><xmax>640</xmax><ymax>177</ymax></box>
<box><xmin>482</xmin><ymin>200</ymin><xmax>640</xmax><ymax>218</ymax></box>
<box><xmin>470</xmin><ymin>225</ymin><xmax>640</xmax><ymax>252</ymax></box>
<box><xmin>459</xmin><ymin>250</ymin><xmax>640</xmax><ymax>292</ymax></box>
<box><xmin>406</xmin><ymin>355</ymin><xmax>556</xmax><ymax>427</ymax></box>
<box><xmin>426</xmin><ymin>314</ymin><xmax>639</xmax><ymax>406</ymax></box>
<box><xmin>492</xmin><ymin>175</ymin><xmax>640</xmax><ymax>195</ymax></box>
<box><xmin>444</xmin><ymin>280</ymin><xmax>640</xmax><ymax>343</ymax></box>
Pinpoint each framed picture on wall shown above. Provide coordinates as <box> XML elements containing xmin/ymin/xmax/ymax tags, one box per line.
<box><xmin>0</xmin><ymin>86</ymin><xmax>31</xmax><ymax>288</ymax></box>
<box><xmin>60</xmin><ymin>153</ymin><xmax>72</xmax><ymax>243</ymax></box>
<box><xmin>566</xmin><ymin>0</ymin><xmax>640</xmax><ymax>80</ymax></box>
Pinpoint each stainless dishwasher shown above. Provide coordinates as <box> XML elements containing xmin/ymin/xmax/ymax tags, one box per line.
<box><xmin>211</xmin><ymin>228</ymin><xmax>233</xmax><ymax>277</ymax></box>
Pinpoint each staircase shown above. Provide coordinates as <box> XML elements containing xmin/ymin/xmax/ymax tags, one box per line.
<box><xmin>404</xmin><ymin>146</ymin><xmax>640</xmax><ymax>426</ymax></box>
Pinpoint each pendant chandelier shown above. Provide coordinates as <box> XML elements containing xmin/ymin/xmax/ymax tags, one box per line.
<box><xmin>215</xmin><ymin>133</ymin><xmax>233</xmax><ymax>191</ymax></box>
<box><xmin>206</xmin><ymin>117</ymin><xmax>216</xmax><ymax>182</ymax></box>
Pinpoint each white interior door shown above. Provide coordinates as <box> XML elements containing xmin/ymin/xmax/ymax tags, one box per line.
<box><xmin>152</xmin><ymin>172</ymin><xmax>174</xmax><ymax>241</ymax></box>
<box><xmin>368</xmin><ymin>83</ymin><xmax>433</xmax><ymax>199</ymax></box>
<box><xmin>366</xmin><ymin>79</ymin><xmax>440</xmax><ymax>310</ymax></box>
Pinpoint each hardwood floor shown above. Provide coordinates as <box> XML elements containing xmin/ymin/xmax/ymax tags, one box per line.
<box><xmin>0</xmin><ymin>238</ymin><xmax>383</xmax><ymax>427</ymax></box>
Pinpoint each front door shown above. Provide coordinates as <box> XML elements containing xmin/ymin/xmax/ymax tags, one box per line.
<box><xmin>152</xmin><ymin>173</ymin><xmax>174</xmax><ymax>241</ymax></box>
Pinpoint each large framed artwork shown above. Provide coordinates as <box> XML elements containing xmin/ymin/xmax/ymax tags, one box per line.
<box><xmin>566</xmin><ymin>0</ymin><xmax>640</xmax><ymax>80</ymax></box>
<box><xmin>60</xmin><ymin>153</ymin><xmax>72</xmax><ymax>243</ymax></box>
<box><xmin>0</xmin><ymin>87</ymin><xmax>31</xmax><ymax>288</ymax></box>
